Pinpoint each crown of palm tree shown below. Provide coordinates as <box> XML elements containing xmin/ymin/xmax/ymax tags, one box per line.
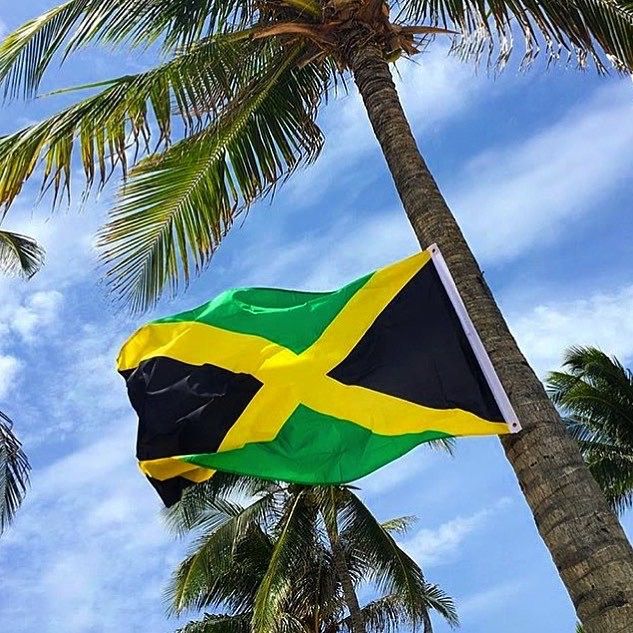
<box><xmin>0</xmin><ymin>0</ymin><xmax>631</xmax><ymax>310</ymax></box>
<box><xmin>164</xmin><ymin>473</ymin><xmax>458</xmax><ymax>633</ymax></box>
<box><xmin>547</xmin><ymin>346</ymin><xmax>633</xmax><ymax>515</ymax></box>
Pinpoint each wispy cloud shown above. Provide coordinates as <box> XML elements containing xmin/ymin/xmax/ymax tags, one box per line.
<box><xmin>230</xmin><ymin>80</ymin><xmax>633</xmax><ymax>303</ymax></box>
<box><xmin>0</xmin><ymin>354</ymin><xmax>21</xmax><ymax>401</ymax></box>
<box><xmin>451</xmin><ymin>81</ymin><xmax>633</xmax><ymax>264</ymax></box>
<box><xmin>400</xmin><ymin>498</ymin><xmax>511</xmax><ymax>568</ymax></box>
<box><xmin>510</xmin><ymin>283</ymin><xmax>633</xmax><ymax>378</ymax></box>
<box><xmin>458</xmin><ymin>580</ymin><xmax>525</xmax><ymax>618</ymax></box>
<box><xmin>0</xmin><ymin>432</ymin><xmax>180</xmax><ymax>633</ymax></box>
<box><xmin>9</xmin><ymin>290</ymin><xmax>63</xmax><ymax>342</ymax></box>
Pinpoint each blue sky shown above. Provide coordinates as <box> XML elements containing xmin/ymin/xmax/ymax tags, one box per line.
<box><xmin>0</xmin><ymin>2</ymin><xmax>632</xmax><ymax>632</ymax></box>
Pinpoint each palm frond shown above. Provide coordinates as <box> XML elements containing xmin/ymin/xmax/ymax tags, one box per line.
<box><xmin>0</xmin><ymin>31</ymin><xmax>261</xmax><ymax>210</ymax></box>
<box><xmin>177</xmin><ymin>613</ymin><xmax>251</xmax><ymax>633</ymax></box>
<box><xmin>340</xmin><ymin>594</ymin><xmax>407</xmax><ymax>633</ymax></box>
<box><xmin>0</xmin><ymin>0</ymin><xmax>257</xmax><ymax>99</ymax></box>
<box><xmin>287</xmin><ymin>543</ymin><xmax>345</xmax><ymax>626</ymax></box>
<box><xmin>418</xmin><ymin>582</ymin><xmax>459</xmax><ymax>628</ymax></box>
<box><xmin>547</xmin><ymin>346</ymin><xmax>633</xmax><ymax>515</ymax></box>
<box><xmin>252</xmin><ymin>489</ymin><xmax>317</xmax><ymax>633</ymax></box>
<box><xmin>547</xmin><ymin>347</ymin><xmax>633</xmax><ymax>446</ymax></box>
<box><xmin>164</xmin><ymin>472</ymin><xmax>278</xmax><ymax>536</ymax></box>
<box><xmin>167</xmin><ymin>491</ymin><xmax>278</xmax><ymax>614</ymax></box>
<box><xmin>0</xmin><ymin>1</ymin><xmax>82</xmax><ymax>99</ymax></box>
<box><xmin>580</xmin><ymin>441</ymin><xmax>633</xmax><ymax>514</ymax></box>
<box><xmin>340</xmin><ymin>588</ymin><xmax>457</xmax><ymax>633</ymax></box>
<box><xmin>338</xmin><ymin>491</ymin><xmax>452</xmax><ymax>629</ymax></box>
<box><xmin>380</xmin><ymin>515</ymin><xmax>418</xmax><ymax>536</ymax></box>
<box><xmin>402</xmin><ymin>0</ymin><xmax>633</xmax><ymax>72</ymax></box>
<box><xmin>0</xmin><ymin>411</ymin><xmax>31</xmax><ymax>535</ymax></box>
<box><xmin>98</xmin><ymin>50</ymin><xmax>327</xmax><ymax>311</ymax></box>
<box><xmin>0</xmin><ymin>229</ymin><xmax>45</xmax><ymax>278</ymax></box>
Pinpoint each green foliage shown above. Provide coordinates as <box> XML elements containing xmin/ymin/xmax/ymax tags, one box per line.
<box><xmin>547</xmin><ymin>346</ymin><xmax>633</xmax><ymax>515</ymax></box>
<box><xmin>166</xmin><ymin>473</ymin><xmax>458</xmax><ymax>633</ymax></box>
<box><xmin>338</xmin><ymin>489</ymin><xmax>458</xmax><ymax>629</ymax></box>
<box><xmin>380</xmin><ymin>515</ymin><xmax>418</xmax><ymax>535</ymax></box>
<box><xmin>0</xmin><ymin>411</ymin><xmax>31</xmax><ymax>535</ymax></box>
<box><xmin>98</xmin><ymin>45</ymin><xmax>327</xmax><ymax>310</ymax></box>
<box><xmin>0</xmin><ymin>229</ymin><xmax>45</xmax><ymax>278</ymax></box>
<box><xmin>0</xmin><ymin>1</ymin><xmax>632</xmax><ymax>308</ymax></box>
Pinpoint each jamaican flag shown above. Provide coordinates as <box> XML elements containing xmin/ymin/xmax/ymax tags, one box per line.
<box><xmin>118</xmin><ymin>246</ymin><xmax>519</xmax><ymax>506</ymax></box>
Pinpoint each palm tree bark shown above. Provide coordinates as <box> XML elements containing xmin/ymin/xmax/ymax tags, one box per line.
<box><xmin>322</xmin><ymin>496</ymin><xmax>365</xmax><ymax>633</ymax></box>
<box><xmin>344</xmin><ymin>28</ymin><xmax>633</xmax><ymax>633</ymax></box>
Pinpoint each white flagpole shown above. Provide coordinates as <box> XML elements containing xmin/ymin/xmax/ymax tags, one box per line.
<box><xmin>428</xmin><ymin>244</ymin><xmax>521</xmax><ymax>433</ymax></box>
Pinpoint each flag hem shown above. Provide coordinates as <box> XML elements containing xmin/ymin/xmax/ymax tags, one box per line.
<box><xmin>428</xmin><ymin>244</ymin><xmax>522</xmax><ymax>433</ymax></box>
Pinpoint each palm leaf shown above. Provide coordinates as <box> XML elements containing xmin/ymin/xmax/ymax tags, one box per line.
<box><xmin>339</xmin><ymin>590</ymin><xmax>454</xmax><ymax>633</ymax></box>
<box><xmin>381</xmin><ymin>515</ymin><xmax>418</xmax><ymax>536</ymax></box>
<box><xmin>0</xmin><ymin>0</ymin><xmax>257</xmax><ymax>99</ymax></box>
<box><xmin>98</xmin><ymin>50</ymin><xmax>327</xmax><ymax>311</ymax></box>
<box><xmin>251</xmin><ymin>489</ymin><xmax>317</xmax><ymax>633</ymax></box>
<box><xmin>338</xmin><ymin>491</ymin><xmax>458</xmax><ymax>629</ymax></box>
<box><xmin>548</xmin><ymin>347</ymin><xmax>633</xmax><ymax>445</ymax></box>
<box><xmin>0</xmin><ymin>411</ymin><xmax>31</xmax><ymax>535</ymax></box>
<box><xmin>578</xmin><ymin>441</ymin><xmax>633</xmax><ymax>513</ymax></box>
<box><xmin>0</xmin><ymin>1</ymin><xmax>82</xmax><ymax>99</ymax></box>
<box><xmin>418</xmin><ymin>582</ymin><xmax>459</xmax><ymax>628</ymax></box>
<box><xmin>164</xmin><ymin>472</ymin><xmax>278</xmax><ymax>536</ymax></box>
<box><xmin>0</xmin><ymin>31</ymin><xmax>262</xmax><ymax>209</ymax></box>
<box><xmin>167</xmin><ymin>491</ymin><xmax>279</xmax><ymax>613</ymax></box>
<box><xmin>0</xmin><ymin>229</ymin><xmax>45</xmax><ymax>278</ymax></box>
<box><xmin>547</xmin><ymin>346</ymin><xmax>633</xmax><ymax>515</ymax></box>
<box><xmin>340</xmin><ymin>594</ymin><xmax>407</xmax><ymax>633</ymax></box>
<box><xmin>177</xmin><ymin>613</ymin><xmax>252</xmax><ymax>633</ymax></box>
<box><xmin>402</xmin><ymin>0</ymin><xmax>633</xmax><ymax>72</ymax></box>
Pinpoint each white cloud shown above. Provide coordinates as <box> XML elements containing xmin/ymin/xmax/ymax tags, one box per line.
<box><xmin>358</xmin><ymin>449</ymin><xmax>438</xmax><ymax>498</ymax></box>
<box><xmin>0</xmin><ymin>432</ymin><xmax>179</xmax><ymax>633</ymax></box>
<box><xmin>224</xmin><ymin>209</ymin><xmax>418</xmax><ymax>292</ymax></box>
<box><xmin>509</xmin><ymin>284</ymin><xmax>633</xmax><ymax>378</ymax></box>
<box><xmin>401</xmin><ymin>498</ymin><xmax>511</xmax><ymax>567</ymax></box>
<box><xmin>300</xmin><ymin>212</ymin><xmax>419</xmax><ymax>289</ymax></box>
<box><xmin>0</xmin><ymin>194</ymin><xmax>105</xmax><ymax>293</ymax></box>
<box><xmin>452</xmin><ymin>81</ymin><xmax>633</xmax><ymax>264</ymax></box>
<box><xmin>458</xmin><ymin>580</ymin><xmax>525</xmax><ymax>618</ymax></box>
<box><xmin>0</xmin><ymin>353</ymin><xmax>21</xmax><ymax>401</ymax></box>
<box><xmin>9</xmin><ymin>289</ymin><xmax>63</xmax><ymax>342</ymax></box>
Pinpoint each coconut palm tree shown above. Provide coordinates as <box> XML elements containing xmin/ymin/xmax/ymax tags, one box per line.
<box><xmin>0</xmin><ymin>2</ymin><xmax>632</xmax><ymax>629</ymax></box>
<box><xmin>547</xmin><ymin>347</ymin><xmax>633</xmax><ymax>516</ymax></box>
<box><xmin>165</xmin><ymin>473</ymin><xmax>458</xmax><ymax>633</ymax></box>
<box><xmin>0</xmin><ymin>411</ymin><xmax>30</xmax><ymax>535</ymax></box>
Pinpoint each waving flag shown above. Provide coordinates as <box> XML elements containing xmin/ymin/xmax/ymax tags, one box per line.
<box><xmin>118</xmin><ymin>246</ymin><xmax>520</xmax><ymax>505</ymax></box>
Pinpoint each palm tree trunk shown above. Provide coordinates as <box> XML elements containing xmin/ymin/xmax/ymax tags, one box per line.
<box><xmin>322</xmin><ymin>493</ymin><xmax>365</xmax><ymax>633</ymax></box>
<box><xmin>344</xmin><ymin>28</ymin><xmax>633</xmax><ymax>633</ymax></box>
<box><xmin>421</xmin><ymin>610</ymin><xmax>433</xmax><ymax>633</ymax></box>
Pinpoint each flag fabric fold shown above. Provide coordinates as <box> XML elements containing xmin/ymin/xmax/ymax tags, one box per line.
<box><xmin>118</xmin><ymin>247</ymin><xmax>519</xmax><ymax>506</ymax></box>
